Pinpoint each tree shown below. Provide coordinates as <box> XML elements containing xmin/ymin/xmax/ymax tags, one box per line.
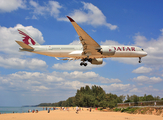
<box><xmin>146</xmin><ymin>95</ymin><xmax>154</xmax><ymax>101</ymax></box>
<box><xmin>124</xmin><ymin>94</ymin><xmax>131</xmax><ymax>103</ymax></box>
<box><xmin>38</xmin><ymin>86</ymin><xmax>162</xmax><ymax>108</ymax></box>
<box><xmin>119</xmin><ymin>95</ymin><xmax>126</xmax><ymax>102</ymax></box>
<box><xmin>154</xmin><ymin>96</ymin><xmax>160</xmax><ymax>100</ymax></box>
<box><xmin>74</xmin><ymin>85</ymin><xmax>122</xmax><ymax>108</ymax></box>
<box><xmin>132</xmin><ymin>95</ymin><xmax>139</xmax><ymax>106</ymax></box>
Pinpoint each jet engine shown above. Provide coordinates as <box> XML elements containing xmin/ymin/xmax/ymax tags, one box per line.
<box><xmin>101</xmin><ymin>46</ymin><xmax>115</xmax><ymax>56</ymax></box>
<box><xmin>91</xmin><ymin>58</ymin><xmax>103</xmax><ymax>65</ymax></box>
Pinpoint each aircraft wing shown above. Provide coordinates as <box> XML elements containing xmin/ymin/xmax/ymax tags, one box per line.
<box><xmin>67</xmin><ymin>16</ymin><xmax>101</xmax><ymax>57</ymax></box>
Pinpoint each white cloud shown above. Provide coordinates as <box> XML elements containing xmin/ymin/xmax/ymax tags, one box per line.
<box><xmin>0</xmin><ymin>24</ymin><xmax>48</xmax><ymax>70</ymax></box>
<box><xmin>69</xmin><ymin>40</ymin><xmax>81</xmax><ymax>45</ymax></box>
<box><xmin>48</xmin><ymin>1</ymin><xmax>62</xmax><ymax>18</ymax></box>
<box><xmin>0</xmin><ymin>71</ymin><xmax>121</xmax><ymax>93</ymax></box>
<box><xmin>133</xmin><ymin>75</ymin><xmax>163</xmax><ymax>84</ymax></box>
<box><xmin>100</xmin><ymin>40</ymin><xmax>122</xmax><ymax>45</ymax></box>
<box><xmin>102</xmin><ymin>83</ymin><xmax>132</xmax><ymax>93</ymax></box>
<box><xmin>0</xmin><ymin>0</ymin><xmax>26</xmax><ymax>13</ymax></box>
<box><xmin>132</xmin><ymin>66</ymin><xmax>152</xmax><ymax>74</ymax></box>
<box><xmin>160</xmin><ymin>29</ymin><xmax>163</xmax><ymax>35</ymax></box>
<box><xmin>59</xmin><ymin>2</ymin><xmax>117</xmax><ymax>30</ymax></box>
<box><xmin>58</xmin><ymin>81</ymin><xmax>92</xmax><ymax>90</ymax></box>
<box><xmin>52</xmin><ymin>60</ymin><xmax>106</xmax><ymax>71</ymax></box>
<box><xmin>110</xmin><ymin>58</ymin><xmax>139</xmax><ymax>65</ymax></box>
<box><xmin>129</xmin><ymin>86</ymin><xmax>161</xmax><ymax>97</ymax></box>
<box><xmin>0</xmin><ymin>70</ymin><xmax>162</xmax><ymax>99</ymax></box>
<box><xmin>10</xmin><ymin>71</ymin><xmax>63</xmax><ymax>83</ymax></box>
<box><xmin>100</xmin><ymin>78</ymin><xmax>121</xmax><ymax>84</ymax></box>
<box><xmin>133</xmin><ymin>32</ymin><xmax>163</xmax><ymax>66</ymax></box>
<box><xmin>61</xmin><ymin>71</ymin><xmax>121</xmax><ymax>83</ymax></box>
<box><xmin>31</xmin><ymin>86</ymin><xmax>49</xmax><ymax>92</ymax></box>
<box><xmin>102</xmin><ymin>85</ymin><xmax>162</xmax><ymax>97</ymax></box>
<box><xmin>32</xmin><ymin>15</ymin><xmax>38</xmax><ymax>20</ymax></box>
<box><xmin>0</xmin><ymin>24</ymin><xmax>44</xmax><ymax>56</ymax></box>
<box><xmin>0</xmin><ymin>57</ymin><xmax>47</xmax><ymax>70</ymax></box>
<box><xmin>0</xmin><ymin>71</ymin><xmax>63</xmax><ymax>92</ymax></box>
<box><xmin>27</xmin><ymin>1</ymin><xmax>117</xmax><ymax>30</ymax></box>
<box><xmin>29</xmin><ymin>0</ymin><xmax>62</xmax><ymax>18</ymax></box>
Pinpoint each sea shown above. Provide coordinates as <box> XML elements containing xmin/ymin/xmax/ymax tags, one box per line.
<box><xmin>0</xmin><ymin>106</ymin><xmax>45</xmax><ymax>114</ymax></box>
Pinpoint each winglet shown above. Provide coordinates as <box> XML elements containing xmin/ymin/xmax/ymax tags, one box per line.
<box><xmin>67</xmin><ymin>16</ymin><xmax>75</xmax><ymax>22</ymax></box>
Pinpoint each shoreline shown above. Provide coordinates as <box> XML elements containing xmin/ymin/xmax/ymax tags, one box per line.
<box><xmin>0</xmin><ymin>107</ymin><xmax>163</xmax><ymax>120</ymax></box>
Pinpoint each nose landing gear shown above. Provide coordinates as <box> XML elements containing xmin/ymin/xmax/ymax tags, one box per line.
<box><xmin>139</xmin><ymin>57</ymin><xmax>142</xmax><ymax>63</ymax></box>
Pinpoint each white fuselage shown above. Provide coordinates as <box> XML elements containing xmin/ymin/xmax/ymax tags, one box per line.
<box><xmin>26</xmin><ymin>45</ymin><xmax>147</xmax><ymax>59</ymax></box>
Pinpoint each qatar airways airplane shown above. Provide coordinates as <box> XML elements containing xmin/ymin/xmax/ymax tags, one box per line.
<box><xmin>16</xmin><ymin>16</ymin><xmax>147</xmax><ymax>66</ymax></box>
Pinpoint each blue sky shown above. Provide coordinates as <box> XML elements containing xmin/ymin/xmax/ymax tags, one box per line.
<box><xmin>0</xmin><ymin>0</ymin><xmax>163</xmax><ymax>106</ymax></box>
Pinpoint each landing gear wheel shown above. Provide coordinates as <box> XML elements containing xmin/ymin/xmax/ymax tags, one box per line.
<box><xmin>80</xmin><ymin>62</ymin><xmax>83</xmax><ymax>66</ymax></box>
<box><xmin>80</xmin><ymin>62</ymin><xmax>87</xmax><ymax>66</ymax></box>
<box><xmin>84</xmin><ymin>63</ymin><xmax>87</xmax><ymax>66</ymax></box>
<box><xmin>139</xmin><ymin>57</ymin><xmax>142</xmax><ymax>63</ymax></box>
<box><xmin>88</xmin><ymin>58</ymin><xmax>92</xmax><ymax>62</ymax></box>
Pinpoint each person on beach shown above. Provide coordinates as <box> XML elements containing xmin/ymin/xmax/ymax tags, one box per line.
<box><xmin>36</xmin><ymin>109</ymin><xmax>38</xmax><ymax>113</ymax></box>
<box><xmin>67</xmin><ymin>107</ymin><xmax>69</xmax><ymax>111</ymax></box>
<box><xmin>154</xmin><ymin>102</ymin><xmax>156</xmax><ymax>106</ymax></box>
<box><xmin>76</xmin><ymin>106</ymin><xmax>79</xmax><ymax>114</ymax></box>
<box><xmin>90</xmin><ymin>107</ymin><xmax>92</xmax><ymax>112</ymax></box>
<box><xmin>48</xmin><ymin>108</ymin><xmax>50</xmax><ymax>113</ymax></box>
<box><xmin>32</xmin><ymin>110</ymin><xmax>35</xmax><ymax>113</ymax></box>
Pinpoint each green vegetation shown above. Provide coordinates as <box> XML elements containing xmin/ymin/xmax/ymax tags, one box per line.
<box><xmin>120</xmin><ymin>107</ymin><xmax>140</xmax><ymax>114</ymax></box>
<box><xmin>124</xmin><ymin>94</ymin><xmax>161</xmax><ymax>103</ymax></box>
<box><xmin>38</xmin><ymin>85</ymin><xmax>122</xmax><ymax>108</ymax></box>
<box><xmin>74</xmin><ymin>85</ymin><xmax>122</xmax><ymax>108</ymax></box>
<box><xmin>38</xmin><ymin>85</ymin><xmax>163</xmax><ymax>108</ymax></box>
<box><xmin>113</xmin><ymin>107</ymin><xmax>121</xmax><ymax>112</ymax></box>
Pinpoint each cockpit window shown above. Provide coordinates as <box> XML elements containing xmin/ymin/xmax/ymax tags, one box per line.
<box><xmin>142</xmin><ymin>49</ymin><xmax>144</xmax><ymax>51</ymax></box>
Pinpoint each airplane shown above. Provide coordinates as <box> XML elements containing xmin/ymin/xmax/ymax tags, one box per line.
<box><xmin>16</xmin><ymin>16</ymin><xmax>147</xmax><ymax>66</ymax></box>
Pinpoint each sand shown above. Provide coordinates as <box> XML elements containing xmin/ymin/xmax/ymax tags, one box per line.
<box><xmin>0</xmin><ymin>108</ymin><xmax>163</xmax><ymax>120</ymax></box>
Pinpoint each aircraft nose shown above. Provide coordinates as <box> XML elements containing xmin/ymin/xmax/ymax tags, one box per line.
<box><xmin>143</xmin><ymin>51</ymin><xmax>147</xmax><ymax>56</ymax></box>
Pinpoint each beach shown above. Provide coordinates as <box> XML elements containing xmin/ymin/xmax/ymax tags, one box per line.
<box><xmin>0</xmin><ymin>108</ymin><xmax>163</xmax><ymax>120</ymax></box>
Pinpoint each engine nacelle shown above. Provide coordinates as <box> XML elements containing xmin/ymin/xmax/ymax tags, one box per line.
<box><xmin>91</xmin><ymin>58</ymin><xmax>103</xmax><ymax>65</ymax></box>
<box><xmin>101</xmin><ymin>46</ymin><xmax>115</xmax><ymax>56</ymax></box>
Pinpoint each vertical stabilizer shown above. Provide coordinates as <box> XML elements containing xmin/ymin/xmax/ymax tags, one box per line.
<box><xmin>17</xmin><ymin>29</ymin><xmax>40</xmax><ymax>46</ymax></box>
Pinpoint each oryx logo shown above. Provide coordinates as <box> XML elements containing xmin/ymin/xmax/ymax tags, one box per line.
<box><xmin>18</xmin><ymin>29</ymin><xmax>36</xmax><ymax>45</ymax></box>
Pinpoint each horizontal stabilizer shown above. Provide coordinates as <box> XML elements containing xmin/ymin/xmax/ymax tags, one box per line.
<box><xmin>15</xmin><ymin>41</ymin><xmax>34</xmax><ymax>50</ymax></box>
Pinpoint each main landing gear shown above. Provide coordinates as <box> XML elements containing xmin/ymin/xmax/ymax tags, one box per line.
<box><xmin>139</xmin><ymin>57</ymin><xmax>142</xmax><ymax>63</ymax></box>
<box><xmin>80</xmin><ymin>62</ymin><xmax>87</xmax><ymax>66</ymax></box>
<box><xmin>80</xmin><ymin>58</ymin><xmax>92</xmax><ymax>66</ymax></box>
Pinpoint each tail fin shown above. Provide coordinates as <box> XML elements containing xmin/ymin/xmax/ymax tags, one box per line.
<box><xmin>17</xmin><ymin>29</ymin><xmax>40</xmax><ymax>46</ymax></box>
